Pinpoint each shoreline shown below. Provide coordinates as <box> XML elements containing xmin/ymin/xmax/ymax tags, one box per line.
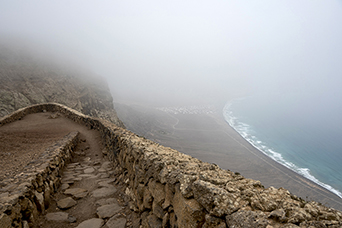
<box><xmin>223</xmin><ymin>102</ymin><xmax>342</xmax><ymax>200</ymax></box>
<box><xmin>114</xmin><ymin>102</ymin><xmax>342</xmax><ymax>211</ymax></box>
<box><xmin>211</xmin><ymin>107</ymin><xmax>342</xmax><ymax>210</ymax></box>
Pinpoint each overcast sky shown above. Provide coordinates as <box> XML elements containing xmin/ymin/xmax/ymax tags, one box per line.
<box><xmin>1</xmin><ymin>1</ymin><xmax>342</xmax><ymax>105</ymax></box>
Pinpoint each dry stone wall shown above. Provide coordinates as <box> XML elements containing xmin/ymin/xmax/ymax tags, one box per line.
<box><xmin>1</xmin><ymin>103</ymin><xmax>342</xmax><ymax>228</ymax></box>
<box><xmin>0</xmin><ymin>129</ymin><xmax>78</xmax><ymax>228</ymax></box>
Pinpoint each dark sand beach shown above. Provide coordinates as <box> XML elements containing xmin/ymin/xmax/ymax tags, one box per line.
<box><xmin>115</xmin><ymin>103</ymin><xmax>342</xmax><ymax>211</ymax></box>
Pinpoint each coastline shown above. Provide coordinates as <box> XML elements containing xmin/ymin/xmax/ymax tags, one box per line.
<box><xmin>114</xmin><ymin>102</ymin><xmax>342</xmax><ymax>211</ymax></box>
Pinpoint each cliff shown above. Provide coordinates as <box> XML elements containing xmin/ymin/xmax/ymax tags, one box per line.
<box><xmin>0</xmin><ymin>41</ymin><xmax>124</xmax><ymax>128</ymax></box>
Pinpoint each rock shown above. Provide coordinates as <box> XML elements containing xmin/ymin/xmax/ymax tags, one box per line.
<box><xmin>268</xmin><ymin>209</ymin><xmax>286</xmax><ymax>222</ymax></box>
<box><xmin>146</xmin><ymin>214</ymin><xmax>162</xmax><ymax>228</ymax></box>
<box><xmin>61</xmin><ymin>183</ymin><xmax>70</xmax><ymax>190</ymax></box>
<box><xmin>96</xmin><ymin>203</ymin><xmax>122</xmax><ymax>219</ymax></box>
<box><xmin>153</xmin><ymin>200</ymin><xmax>165</xmax><ymax>219</ymax></box>
<box><xmin>95</xmin><ymin>198</ymin><xmax>118</xmax><ymax>206</ymax></box>
<box><xmin>84</xmin><ymin>167</ymin><xmax>95</xmax><ymax>174</ymax></box>
<box><xmin>202</xmin><ymin>214</ymin><xmax>227</xmax><ymax>228</ymax></box>
<box><xmin>148</xmin><ymin>179</ymin><xmax>165</xmax><ymax>205</ymax></box>
<box><xmin>173</xmin><ymin>184</ymin><xmax>205</xmax><ymax>227</ymax></box>
<box><xmin>287</xmin><ymin>208</ymin><xmax>312</xmax><ymax>224</ymax></box>
<box><xmin>0</xmin><ymin>213</ymin><xmax>11</xmax><ymax>228</ymax></box>
<box><xmin>98</xmin><ymin>179</ymin><xmax>115</xmax><ymax>187</ymax></box>
<box><xmin>226</xmin><ymin>210</ymin><xmax>269</xmax><ymax>228</ymax></box>
<box><xmin>104</xmin><ymin>214</ymin><xmax>127</xmax><ymax>228</ymax></box>
<box><xmin>192</xmin><ymin>180</ymin><xmax>245</xmax><ymax>217</ymax></box>
<box><xmin>92</xmin><ymin>187</ymin><xmax>117</xmax><ymax>198</ymax></box>
<box><xmin>143</xmin><ymin>188</ymin><xmax>153</xmax><ymax>209</ymax></box>
<box><xmin>101</xmin><ymin>161</ymin><xmax>113</xmax><ymax>170</ymax></box>
<box><xmin>64</xmin><ymin>188</ymin><xmax>88</xmax><ymax>199</ymax></box>
<box><xmin>22</xmin><ymin>220</ymin><xmax>29</xmax><ymax>228</ymax></box>
<box><xmin>76</xmin><ymin>218</ymin><xmax>104</xmax><ymax>228</ymax></box>
<box><xmin>34</xmin><ymin>191</ymin><xmax>45</xmax><ymax>213</ymax></box>
<box><xmin>46</xmin><ymin>212</ymin><xmax>69</xmax><ymax>222</ymax></box>
<box><xmin>57</xmin><ymin>197</ymin><xmax>77</xmax><ymax>209</ymax></box>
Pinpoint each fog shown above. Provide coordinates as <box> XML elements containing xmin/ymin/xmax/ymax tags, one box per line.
<box><xmin>1</xmin><ymin>1</ymin><xmax>342</xmax><ymax>106</ymax></box>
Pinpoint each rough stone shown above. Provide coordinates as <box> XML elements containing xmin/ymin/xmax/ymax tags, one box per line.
<box><xmin>92</xmin><ymin>187</ymin><xmax>117</xmax><ymax>198</ymax></box>
<box><xmin>147</xmin><ymin>214</ymin><xmax>162</xmax><ymax>228</ymax></box>
<box><xmin>192</xmin><ymin>180</ymin><xmax>245</xmax><ymax>217</ymax></box>
<box><xmin>202</xmin><ymin>214</ymin><xmax>227</xmax><ymax>228</ymax></box>
<box><xmin>64</xmin><ymin>188</ymin><xmax>88</xmax><ymax>199</ymax></box>
<box><xmin>226</xmin><ymin>210</ymin><xmax>269</xmax><ymax>228</ymax></box>
<box><xmin>61</xmin><ymin>183</ymin><xmax>70</xmax><ymax>190</ymax></box>
<box><xmin>95</xmin><ymin>198</ymin><xmax>117</xmax><ymax>206</ymax></box>
<box><xmin>76</xmin><ymin>218</ymin><xmax>104</xmax><ymax>228</ymax></box>
<box><xmin>84</xmin><ymin>167</ymin><xmax>95</xmax><ymax>174</ymax></box>
<box><xmin>148</xmin><ymin>179</ymin><xmax>165</xmax><ymax>205</ymax></box>
<box><xmin>143</xmin><ymin>188</ymin><xmax>153</xmax><ymax>209</ymax></box>
<box><xmin>57</xmin><ymin>197</ymin><xmax>77</xmax><ymax>209</ymax></box>
<box><xmin>34</xmin><ymin>191</ymin><xmax>45</xmax><ymax>213</ymax></box>
<box><xmin>153</xmin><ymin>200</ymin><xmax>165</xmax><ymax>219</ymax></box>
<box><xmin>96</xmin><ymin>203</ymin><xmax>122</xmax><ymax>219</ymax></box>
<box><xmin>0</xmin><ymin>213</ymin><xmax>11</xmax><ymax>228</ymax></box>
<box><xmin>104</xmin><ymin>214</ymin><xmax>127</xmax><ymax>228</ymax></box>
<box><xmin>46</xmin><ymin>212</ymin><xmax>69</xmax><ymax>222</ymax></box>
<box><xmin>173</xmin><ymin>185</ymin><xmax>205</xmax><ymax>227</ymax></box>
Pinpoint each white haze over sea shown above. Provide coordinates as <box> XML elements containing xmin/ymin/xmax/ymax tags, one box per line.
<box><xmin>223</xmin><ymin>92</ymin><xmax>342</xmax><ymax>198</ymax></box>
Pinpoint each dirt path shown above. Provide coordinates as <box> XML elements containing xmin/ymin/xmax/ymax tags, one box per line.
<box><xmin>0</xmin><ymin>112</ymin><xmax>136</xmax><ymax>228</ymax></box>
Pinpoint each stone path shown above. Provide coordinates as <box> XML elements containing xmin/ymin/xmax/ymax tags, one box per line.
<box><xmin>36</xmin><ymin>132</ymin><xmax>138</xmax><ymax>228</ymax></box>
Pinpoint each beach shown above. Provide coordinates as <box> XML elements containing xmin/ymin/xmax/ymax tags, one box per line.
<box><xmin>115</xmin><ymin>102</ymin><xmax>342</xmax><ymax>211</ymax></box>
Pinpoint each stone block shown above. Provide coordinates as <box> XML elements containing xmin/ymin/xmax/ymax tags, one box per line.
<box><xmin>148</xmin><ymin>179</ymin><xmax>165</xmax><ymax>205</ymax></box>
<box><xmin>192</xmin><ymin>180</ymin><xmax>246</xmax><ymax>217</ymax></box>
<box><xmin>162</xmin><ymin>183</ymin><xmax>173</xmax><ymax>209</ymax></box>
<box><xmin>153</xmin><ymin>200</ymin><xmax>165</xmax><ymax>219</ymax></box>
<box><xmin>226</xmin><ymin>210</ymin><xmax>269</xmax><ymax>228</ymax></box>
<box><xmin>34</xmin><ymin>191</ymin><xmax>45</xmax><ymax>213</ymax></box>
<box><xmin>143</xmin><ymin>188</ymin><xmax>153</xmax><ymax>209</ymax></box>
<box><xmin>0</xmin><ymin>213</ymin><xmax>11</xmax><ymax>228</ymax></box>
<box><xmin>173</xmin><ymin>184</ymin><xmax>205</xmax><ymax>228</ymax></box>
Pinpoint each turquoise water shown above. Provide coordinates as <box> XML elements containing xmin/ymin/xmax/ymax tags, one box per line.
<box><xmin>223</xmin><ymin>93</ymin><xmax>342</xmax><ymax>198</ymax></box>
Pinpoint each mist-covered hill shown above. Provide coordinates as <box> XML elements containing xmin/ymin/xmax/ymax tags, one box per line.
<box><xmin>0</xmin><ymin>40</ymin><xmax>124</xmax><ymax>128</ymax></box>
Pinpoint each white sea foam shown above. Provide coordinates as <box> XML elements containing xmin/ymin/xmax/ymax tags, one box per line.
<box><xmin>223</xmin><ymin>102</ymin><xmax>342</xmax><ymax>199</ymax></box>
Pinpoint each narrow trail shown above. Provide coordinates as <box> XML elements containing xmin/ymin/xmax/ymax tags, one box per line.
<box><xmin>36</xmin><ymin>119</ymin><xmax>138</xmax><ymax>228</ymax></box>
<box><xmin>0</xmin><ymin>112</ymin><xmax>136</xmax><ymax>228</ymax></box>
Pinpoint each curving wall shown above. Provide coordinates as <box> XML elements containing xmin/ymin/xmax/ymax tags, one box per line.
<box><xmin>0</xmin><ymin>103</ymin><xmax>341</xmax><ymax>228</ymax></box>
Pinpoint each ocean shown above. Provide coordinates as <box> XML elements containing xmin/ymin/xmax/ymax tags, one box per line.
<box><xmin>223</xmin><ymin>92</ymin><xmax>342</xmax><ymax>198</ymax></box>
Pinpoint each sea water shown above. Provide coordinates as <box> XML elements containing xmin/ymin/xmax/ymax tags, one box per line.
<box><xmin>223</xmin><ymin>92</ymin><xmax>342</xmax><ymax>198</ymax></box>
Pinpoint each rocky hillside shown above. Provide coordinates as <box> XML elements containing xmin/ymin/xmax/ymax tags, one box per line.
<box><xmin>0</xmin><ymin>41</ymin><xmax>124</xmax><ymax>128</ymax></box>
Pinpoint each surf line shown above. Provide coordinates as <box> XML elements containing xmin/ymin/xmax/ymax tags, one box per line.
<box><xmin>220</xmin><ymin>124</ymin><xmax>342</xmax><ymax>206</ymax></box>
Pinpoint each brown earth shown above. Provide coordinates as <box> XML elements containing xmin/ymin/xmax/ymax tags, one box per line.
<box><xmin>0</xmin><ymin>112</ymin><xmax>134</xmax><ymax>227</ymax></box>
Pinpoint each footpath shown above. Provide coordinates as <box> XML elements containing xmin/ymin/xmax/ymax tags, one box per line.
<box><xmin>0</xmin><ymin>112</ymin><xmax>136</xmax><ymax>228</ymax></box>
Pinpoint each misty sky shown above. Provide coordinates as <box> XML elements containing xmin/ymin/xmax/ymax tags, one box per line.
<box><xmin>1</xmin><ymin>1</ymin><xmax>342</xmax><ymax>105</ymax></box>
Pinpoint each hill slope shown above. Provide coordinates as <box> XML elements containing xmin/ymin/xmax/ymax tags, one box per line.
<box><xmin>0</xmin><ymin>41</ymin><xmax>124</xmax><ymax>128</ymax></box>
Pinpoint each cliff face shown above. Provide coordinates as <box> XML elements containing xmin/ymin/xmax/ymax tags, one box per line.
<box><xmin>0</xmin><ymin>42</ymin><xmax>124</xmax><ymax>128</ymax></box>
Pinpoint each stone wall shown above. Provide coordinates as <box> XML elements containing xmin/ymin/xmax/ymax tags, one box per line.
<box><xmin>1</xmin><ymin>103</ymin><xmax>342</xmax><ymax>228</ymax></box>
<box><xmin>0</xmin><ymin>129</ymin><xmax>78</xmax><ymax>228</ymax></box>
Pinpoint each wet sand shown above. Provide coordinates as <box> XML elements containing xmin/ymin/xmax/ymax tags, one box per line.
<box><xmin>115</xmin><ymin>103</ymin><xmax>342</xmax><ymax>211</ymax></box>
